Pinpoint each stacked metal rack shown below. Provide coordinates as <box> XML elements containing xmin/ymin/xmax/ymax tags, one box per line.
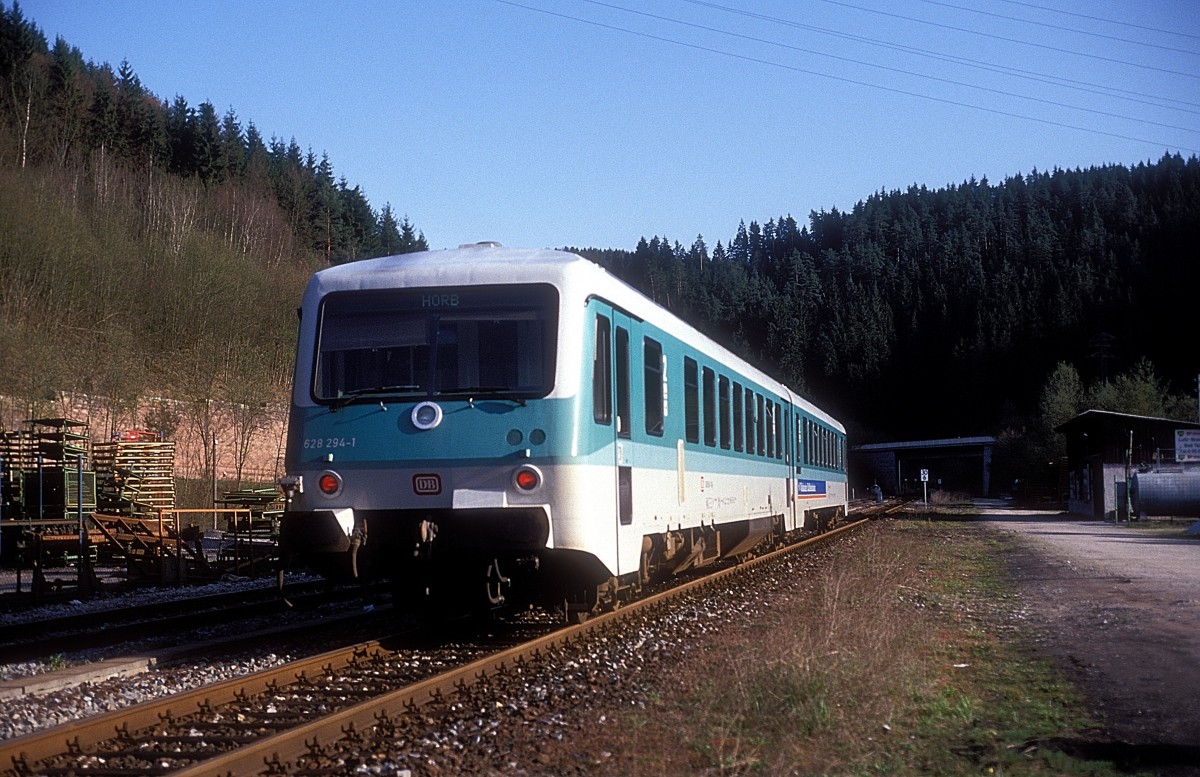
<box><xmin>0</xmin><ymin>418</ymin><xmax>101</xmax><ymax>596</ymax></box>
<box><xmin>2</xmin><ymin>417</ymin><xmax>286</xmax><ymax>599</ymax></box>
<box><xmin>93</xmin><ymin>433</ymin><xmax>177</xmax><ymax>516</ymax></box>
<box><xmin>15</xmin><ymin>418</ymin><xmax>96</xmax><ymax>524</ymax></box>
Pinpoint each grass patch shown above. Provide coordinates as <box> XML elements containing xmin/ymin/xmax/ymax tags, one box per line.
<box><xmin>600</xmin><ymin>520</ymin><xmax>1142</xmax><ymax>776</ymax></box>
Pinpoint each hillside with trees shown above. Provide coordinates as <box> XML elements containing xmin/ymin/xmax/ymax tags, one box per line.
<box><xmin>2</xmin><ymin>2</ymin><xmax>1197</xmax><ymax>495</ymax></box>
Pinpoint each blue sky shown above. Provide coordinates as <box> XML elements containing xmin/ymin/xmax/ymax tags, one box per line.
<box><xmin>19</xmin><ymin>0</ymin><xmax>1200</xmax><ymax>251</ymax></box>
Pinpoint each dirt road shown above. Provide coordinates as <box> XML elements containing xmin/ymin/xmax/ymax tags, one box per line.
<box><xmin>978</xmin><ymin>501</ymin><xmax>1200</xmax><ymax>775</ymax></box>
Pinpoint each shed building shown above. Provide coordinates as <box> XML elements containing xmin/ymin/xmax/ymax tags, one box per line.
<box><xmin>1055</xmin><ymin>410</ymin><xmax>1200</xmax><ymax>519</ymax></box>
<box><xmin>851</xmin><ymin>436</ymin><xmax>996</xmax><ymax>498</ymax></box>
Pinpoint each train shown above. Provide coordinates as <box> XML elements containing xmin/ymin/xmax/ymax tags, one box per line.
<box><xmin>277</xmin><ymin>243</ymin><xmax>847</xmax><ymax>619</ymax></box>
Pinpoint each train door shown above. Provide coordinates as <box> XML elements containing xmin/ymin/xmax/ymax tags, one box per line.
<box><xmin>613</xmin><ymin>312</ymin><xmax>634</xmax><ymax>537</ymax></box>
<box><xmin>592</xmin><ymin>304</ymin><xmax>636</xmax><ymax>576</ymax></box>
<box><xmin>785</xmin><ymin>402</ymin><xmax>797</xmax><ymax>532</ymax></box>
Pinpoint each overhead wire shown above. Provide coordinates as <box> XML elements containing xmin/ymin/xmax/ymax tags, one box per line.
<box><xmin>576</xmin><ymin>0</ymin><xmax>1198</xmax><ymax>135</ymax></box>
<box><xmin>495</xmin><ymin>0</ymin><xmax>1199</xmax><ymax>156</ymax></box>
<box><xmin>815</xmin><ymin>0</ymin><xmax>1200</xmax><ymax>80</ymax></box>
<box><xmin>684</xmin><ymin>0</ymin><xmax>1200</xmax><ymax>113</ymax></box>
<box><xmin>917</xmin><ymin>0</ymin><xmax>1200</xmax><ymax>56</ymax></box>
<box><xmin>997</xmin><ymin>0</ymin><xmax>1200</xmax><ymax>44</ymax></box>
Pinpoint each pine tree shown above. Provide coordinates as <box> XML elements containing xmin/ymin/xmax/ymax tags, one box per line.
<box><xmin>377</xmin><ymin>203</ymin><xmax>402</xmax><ymax>256</ymax></box>
<box><xmin>194</xmin><ymin>100</ymin><xmax>222</xmax><ymax>183</ymax></box>
<box><xmin>165</xmin><ymin>94</ymin><xmax>194</xmax><ymax>175</ymax></box>
<box><xmin>219</xmin><ymin>108</ymin><xmax>245</xmax><ymax>179</ymax></box>
<box><xmin>48</xmin><ymin>36</ymin><xmax>87</xmax><ymax>165</ymax></box>
<box><xmin>398</xmin><ymin>215</ymin><xmax>427</xmax><ymax>253</ymax></box>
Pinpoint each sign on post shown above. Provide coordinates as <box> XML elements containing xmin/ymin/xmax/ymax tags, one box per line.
<box><xmin>1177</xmin><ymin>429</ymin><xmax>1200</xmax><ymax>463</ymax></box>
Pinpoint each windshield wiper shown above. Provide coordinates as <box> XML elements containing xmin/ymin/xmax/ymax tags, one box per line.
<box><xmin>330</xmin><ymin>385</ymin><xmax>420</xmax><ymax>411</ymax></box>
<box><xmin>442</xmin><ymin>386</ymin><xmax>527</xmax><ymax>407</ymax></box>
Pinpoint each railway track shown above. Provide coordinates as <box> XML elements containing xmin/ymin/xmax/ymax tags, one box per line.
<box><xmin>0</xmin><ymin>580</ymin><xmax>378</xmax><ymax>666</ymax></box>
<box><xmin>1</xmin><ymin>508</ymin><xmax>887</xmax><ymax>776</ymax></box>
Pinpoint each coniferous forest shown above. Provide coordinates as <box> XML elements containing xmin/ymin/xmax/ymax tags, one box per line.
<box><xmin>2</xmin><ymin>3</ymin><xmax>1198</xmax><ymax>489</ymax></box>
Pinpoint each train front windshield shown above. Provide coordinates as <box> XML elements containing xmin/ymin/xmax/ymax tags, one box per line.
<box><xmin>313</xmin><ymin>284</ymin><xmax>558</xmax><ymax>402</ymax></box>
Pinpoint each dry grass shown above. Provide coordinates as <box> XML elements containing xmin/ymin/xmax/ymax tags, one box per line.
<box><xmin>590</xmin><ymin>519</ymin><xmax>1119</xmax><ymax>776</ymax></box>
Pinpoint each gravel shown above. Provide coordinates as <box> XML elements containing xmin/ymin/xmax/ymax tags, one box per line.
<box><xmin>0</xmin><ymin>651</ymin><xmax>298</xmax><ymax>740</ymax></box>
<box><xmin>0</xmin><ymin>539</ymin><xmax>838</xmax><ymax>766</ymax></box>
<box><xmin>0</xmin><ymin>573</ymin><xmax>328</xmax><ymax>681</ymax></box>
<box><xmin>0</xmin><ymin>572</ymin><xmax>364</xmax><ymax>741</ymax></box>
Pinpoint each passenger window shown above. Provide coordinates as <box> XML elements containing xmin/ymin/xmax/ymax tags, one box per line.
<box><xmin>593</xmin><ymin>315</ymin><xmax>611</xmax><ymax>425</ymax></box>
<box><xmin>703</xmin><ymin>367</ymin><xmax>716</xmax><ymax>447</ymax></box>
<box><xmin>644</xmin><ymin>338</ymin><xmax>664</xmax><ymax>436</ymax></box>
<box><xmin>765</xmin><ymin>400</ymin><xmax>775</xmax><ymax>459</ymax></box>
<box><xmin>733</xmin><ymin>383</ymin><xmax>744</xmax><ymax>452</ymax></box>
<box><xmin>774</xmin><ymin>402</ymin><xmax>783</xmax><ymax>459</ymax></box>
<box><xmin>756</xmin><ymin>394</ymin><xmax>766</xmax><ymax>457</ymax></box>
<box><xmin>719</xmin><ymin>376</ymin><xmax>731</xmax><ymax>449</ymax></box>
<box><xmin>745</xmin><ymin>390</ymin><xmax>756</xmax><ymax>455</ymax></box>
<box><xmin>684</xmin><ymin>357</ymin><xmax>699</xmax><ymax>444</ymax></box>
<box><xmin>796</xmin><ymin>417</ymin><xmax>803</xmax><ymax>467</ymax></box>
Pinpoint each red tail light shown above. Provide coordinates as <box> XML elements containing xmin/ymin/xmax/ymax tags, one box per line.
<box><xmin>513</xmin><ymin>465</ymin><xmax>542</xmax><ymax>492</ymax></box>
<box><xmin>317</xmin><ymin>471</ymin><xmax>343</xmax><ymax>496</ymax></box>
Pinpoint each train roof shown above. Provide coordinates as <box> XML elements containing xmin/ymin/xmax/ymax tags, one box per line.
<box><xmin>302</xmin><ymin>243</ymin><xmax>843</xmax><ymax>430</ymax></box>
<box><xmin>308</xmin><ymin>243</ymin><xmax>574</xmax><ymax>290</ymax></box>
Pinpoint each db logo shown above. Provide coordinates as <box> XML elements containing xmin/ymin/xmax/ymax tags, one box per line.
<box><xmin>413</xmin><ymin>474</ymin><xmax>442</xmax><ymax>495</ymax></box>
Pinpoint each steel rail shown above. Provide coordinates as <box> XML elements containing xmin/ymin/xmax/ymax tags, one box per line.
<box><xmin>2</xmin><ymin>515</ymin><xmax>872</xmax><ymax>777</ymax></box>
<box><xmin>172</xmin><ymin>517</ymin><xmax>870</xmax><ymax>777</ymax></box>
<box><xmin>0</xmin><ymin>581</ymin><xmax>364</xmax><ymax>664</ymax></box>
<box><xmin>0</xmin><ymin>632</ymin><xmax>396</xmax><ymax>775</ymax></box>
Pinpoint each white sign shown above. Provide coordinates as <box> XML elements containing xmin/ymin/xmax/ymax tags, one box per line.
<box><xmin>1178</xmin><ymin>429</ymin><xmax>1200</xmax><ymax>462</ymax></box>
<box><xmin>920</xmin><ymin>468</ymin><xmax>930</xmax><ymax>482</ymax></box>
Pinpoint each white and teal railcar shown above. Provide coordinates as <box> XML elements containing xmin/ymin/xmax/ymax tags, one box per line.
<box><xmin>278</xmin><ymin>243</ymin><xmax>847</xmax><ymax>617</ymax></box>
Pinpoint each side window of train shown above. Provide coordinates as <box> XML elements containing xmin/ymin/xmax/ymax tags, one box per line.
<box><xmin>593</xmin><ymin>314</ymin><xmax>611</xmax><ymax>425</ymax></box>
<box><xmin>753</xmin><ymin>395</ymin><xmax>763</xmax><ymax>455</ymax></box>
<box><xmin>744</xmin><ymin>389</ymin><xmax>756</xmax><ymax>455</ymax></box>
<box><xmin>802</xmin><ymin>418</ymin><xmax>811</xmax><ymax>466</ymax></box>
<box><xmin>644</xmin><ymin>337</ymin><xmax>664</xmax><ymax>436</ymax></box>
<box><xmin>765</xmin><ymin>399</ymin><xmax>775</xmax><ymax>458</ymax></box>
<box><xmin>684</xmin><ymin>357</ymin><xmax>699</xmax><ymax>444</ymax></box>
<box><xmin>718</xmin><ymin>375</ymin><xmax>731</xmax><ymax>449</ymax></box>
<box><xmin>702</xmin><ymin>367</ymin><xmax>716</xmax><ymax>447</ymax></box>
<box><xmin>616</xmin><ymin>325</ymin><xmax>631</xmax><ymax>438</ymax></box>
<box><xmin>732</xmin><ymin>382</ymin><xmax>744</xmax><ymax>452</ymax></box>
<box><xmin>774</xmin><ymin>402</ymin><xmax>783</xmax><ymax>460</ymax></box>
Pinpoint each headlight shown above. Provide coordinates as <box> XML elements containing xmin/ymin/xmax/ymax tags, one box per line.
<box><xmin>412</xmin><ymin>401</ymin><xmax>443</xmax><ymax>430</ymax></box>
